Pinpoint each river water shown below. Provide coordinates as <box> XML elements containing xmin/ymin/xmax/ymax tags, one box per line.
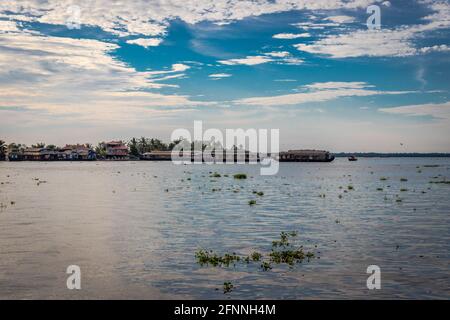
<box><xmin>0</xmin><ymin>159</ymin><xmax>449</xmax><ymax>299</ymax></box>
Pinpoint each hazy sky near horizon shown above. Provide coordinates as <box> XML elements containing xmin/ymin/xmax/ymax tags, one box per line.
<box><xmin>1</xmin><ymin>0</ymin><xmax>450</xmax><ymax>152</ymax></box>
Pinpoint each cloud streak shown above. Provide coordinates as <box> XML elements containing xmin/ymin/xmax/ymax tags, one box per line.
<box><xmin>235</xmin><ymin>82</ymin><xmax>412</xmax><ymax>106</ymax></box>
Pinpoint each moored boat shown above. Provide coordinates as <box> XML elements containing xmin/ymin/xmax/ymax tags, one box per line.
<box><xmin>278</xmin><ymin>150</ymin><xmax>335</xmax><ymax>162</ymax></box>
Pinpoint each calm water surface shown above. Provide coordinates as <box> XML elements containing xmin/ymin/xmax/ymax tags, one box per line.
<box><xmin>0</xmin><ymin>159</ymin><xmax>449</xmax><ymax>299</ymax></box>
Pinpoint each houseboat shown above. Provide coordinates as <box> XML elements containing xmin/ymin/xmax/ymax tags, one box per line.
<box><xmin>141</xmin><ymin>151</ymin><xmax>173</xmax><ymax>161</ymax></box>
<box><xmin>140</xmin><ymin>150</ymin><xmax>260</xmax><ymax>163</ymax></box>
<box><xmin>278</xmin><ymin>150</ymin><xmax>335</xmax><ymax>162</ymax></box>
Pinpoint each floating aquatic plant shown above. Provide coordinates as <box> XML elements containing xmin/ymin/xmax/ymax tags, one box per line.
<box><xmin>233</xmin><ymin>173</ymin><xmax>247</xmax><ymax>179</ymax></box>
<box><xmin>195</xmin><ymin>250</ymin><xmax>240</xmax><ymax>267</ymax></box>
<box><xmin>195</xmin><ymin>231</ymin><xmax>316</xmax><ymax>292</ymax></box>
<box><xmin>260</xmin><ymin>262</ymin><xmax>272</xmax><ymax>271</ymax></box>
<box><xmin>251</xmin><ymin>252</ymin><xmax>262</xmax><ymax>261</ymax></box>
<box><xmin>248</xmin><ymin>200</ymin><xmax>256</xmax><ymax>206</ymax></box>
<box><xmin>400</xmin><ymin>178</ymin><xmax>408</xmax><ymax>182</ymax></box>
<box><xmin>429</xmin><ymin>180</ymin><xmax>450</xmax><ymax>184</ymax></box>
<box><xmin>223</xmin><ymin>282</ymin><xmax>234</xmax><ymax>294</ymax></box>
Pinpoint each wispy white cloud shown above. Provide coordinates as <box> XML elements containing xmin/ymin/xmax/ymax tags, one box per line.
<box><xmin>272</xmin><ymin>33</ymin><xmax>310</xmax><ymax>39</ymax></box>
<box><xmin>418</xmin><ymin>44</ymin><xmax>450</xmax><ymax>53</ymax></box>
<box><xmin>0</xmin><ymin>0</ymin><xmax>377</xmax><ymax>38</ymax></box>
<box><xmin>265</xmin><ymin>51</ymin><xmax>290</xmax><ymax>58</ymax></box>
<box><xmin>295</xmin><ymin>1</ymin><xmax>450</xmax><ymax>58</ymax></box>
<box><xmin>126</xmin><ymin>38</ymin><xmax>163</xmax><ymax>48</ymax></box>
<box><xmin>235</xmin><ymin>82</ymin><xmax>412</xmax><ymax>106</ymax></box>
<box><xmin>293</xmin><ymin>21</ymin><xmax>339</xmax><ymax>30</ymax></box>
<box><xmin>209</xmin><ymin>73</ymin><xmax>232</xmax><ymax>78</ymax></box>
<box><xmin>0</xmin><ymin>25</ymin><xmax>210</xmax><ymax>123</ymax></box>
<box><xmin>219</xmin><ymin>55</ymin><xmax>273</xmax><ymax>65</ymax></box>
<box><xmin>379</xmin><ymin>102</ymin><xmax>450</xmax><ymax>121</ymax></box>
<box><xmin>325</xmin><ymin>15</ymin><xmax>356</xmax><ymax>24</ymax></box>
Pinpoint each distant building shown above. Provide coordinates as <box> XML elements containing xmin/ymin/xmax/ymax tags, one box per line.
<box><xmin>59</xmin><ymin>144</ymin><xmax>96</xmax><ymax>160</ymax></box>
<box><xmin>279</xmin><ymin>150</ymin><xmax>335</xmax><ymax>162</ymax></box>
<box><xmin>6</xmin><ymin>145</ymin><xmax>23</xmax><ymax>161</ymax></box>
<box><xmin>23</xmin><ymin>148</ymin><xmax>58</xmax><ymax>161</ymax></box>
<box><xmin>105</xmin><ymin>141</ymin><xmax>129</xmax><ymax>159</ymax></box>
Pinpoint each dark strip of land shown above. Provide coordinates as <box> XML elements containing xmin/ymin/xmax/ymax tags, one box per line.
<box><xmin>334</xmin><ymin>152</ymin><xmax>450</xmax><ymax>158</ymax></box>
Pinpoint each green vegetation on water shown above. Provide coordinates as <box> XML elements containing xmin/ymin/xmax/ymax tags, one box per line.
<box><xmin>252</xmin><ymin>191</ymin><xmax>264</xmax><ymax>196</ymax></box>
<box><xmin>195</xmin><ymin>231</ymin><xmax>315</xmax><ymax>292</ymax></box>
<box><xmin>429</xmin><ymin>180</ymin><xmax>450</xmax><ymax>184</ymax></box>
<box><xmin>223</xmin><ymin>282</ymin><xmax>234</xmax><ymax>294</ymax></box>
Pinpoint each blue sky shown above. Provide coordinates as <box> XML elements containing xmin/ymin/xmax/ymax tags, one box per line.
<box><xmin>0</xmin><ymin>0</ymin><xmax>449</xmax><ymax>152</ymax></box>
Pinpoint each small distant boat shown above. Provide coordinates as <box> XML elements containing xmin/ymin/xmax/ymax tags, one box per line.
<box><xmin>348</xmin><ymin>155</ymin><xmax>358</xmax><ymax>161</ymax></box>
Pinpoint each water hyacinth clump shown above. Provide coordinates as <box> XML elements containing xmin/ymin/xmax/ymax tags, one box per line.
<box><xmin>195</xmin><ymin>250</ymin><xmax>241</xmax><ymax>267</ymax></box>
<box><xmin>251</xmin><ymin>252</ymin><xmax>262</xmax><ymax>261</ymax></box>
<box><xmin>223</xmin><ymin>281</ymin><xmax>234</xmax><ymax>294</ymax></box>
<box><xmin>233</xmin><ymin>173</ymin><xmax>247</xmax><ymax>179</ymax></box>
<box><xmin>429</xmin><ymin>180</ymin><xmax>450</xmax><ymax>184</ymax></box>
<box><xmin>195</xmin><ymin>231</ymin><xmax>316</xmax><ymax>291</ymax></box>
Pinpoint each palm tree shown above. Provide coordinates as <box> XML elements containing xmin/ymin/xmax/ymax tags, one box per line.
<box><xmin>138</xmin><ymin>137</ymin><xmax>148</xmax><ymax>154</ymax></box>
<box><xmin>128</xmin><ymin>138</ymin><xmax>139</xmax><ymax>156</ymax></box>
<box><xmin>0</xmin><ymin>140</ymin><xmax>6</xmax><ymax>160</ymax></box>
<box><xmin>46</xmin><ymin>144</ymin><xmax>57</xmax><ymax>150</ymax></box>
<box><xmin>32</xmin><ymin>142</ymin><xmax>46</xmax><ymax>148</ymax></box>
<box><xmin>95</xmin><ymin>142</ymin><xmax>107</xmax><ymax>158</ymax></box>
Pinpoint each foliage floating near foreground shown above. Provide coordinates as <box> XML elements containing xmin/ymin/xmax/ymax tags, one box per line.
<box><xmin>195</xmin><ymin>231</ymin><xmax>315</xmax><ymax>273</ymax></box>
<box><xmin>233</xmin><ymin>173</ymin><xmax>247</xmax><ymax>179</ymax></box>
